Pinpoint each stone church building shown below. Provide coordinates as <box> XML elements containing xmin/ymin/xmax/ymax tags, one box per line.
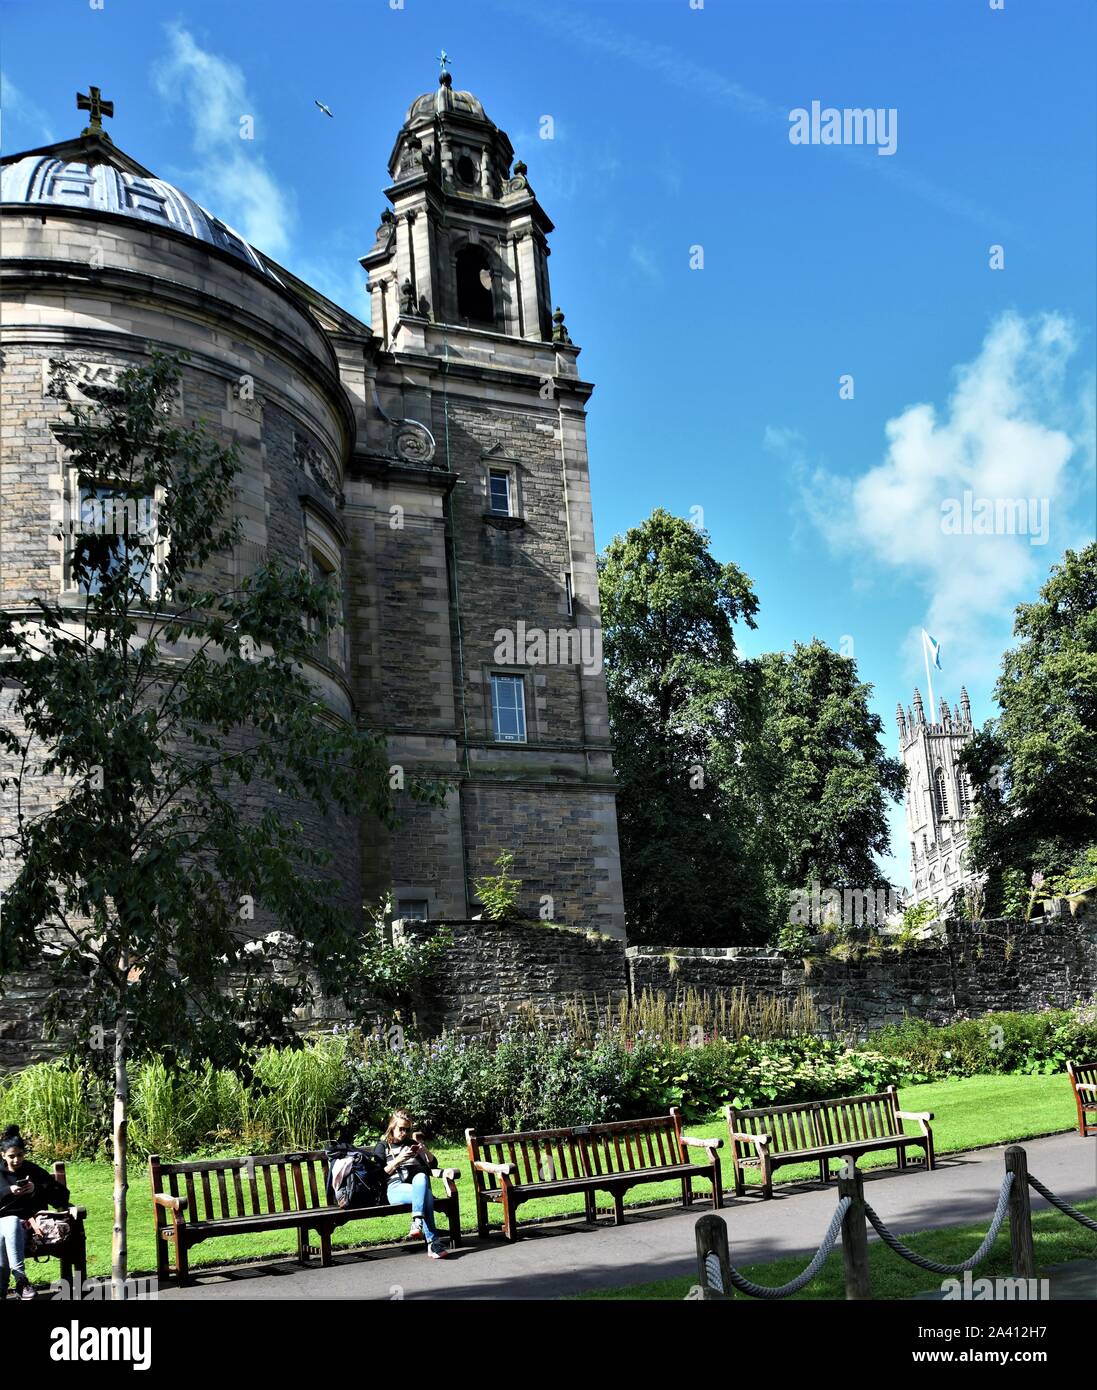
<box><xmin>0</xmin><ymin>75</ymin><xmax>626</xmax><ymax>938</ymax></box>
<box><xmin>898</xmin><ymin>687</ymin><xmax>978</xmax><ymax>910</ymax></box>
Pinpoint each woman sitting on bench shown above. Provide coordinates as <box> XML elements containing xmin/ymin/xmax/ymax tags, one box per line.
<box><xmin>372</xmin><ymin>1111</ymin><xmax>448</xmax><ymax>1259</ymax></box>
<box><xmin>0</xmin><ymin>1126</ymin><xmax>71</xmax><ymax>1301</ymax></box>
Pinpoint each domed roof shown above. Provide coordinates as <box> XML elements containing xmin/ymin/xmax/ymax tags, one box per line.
<box><xmin>404</xmin><ymin>74</ymin><xmax>490</xmax><ymax>127</ymax></box>
<box><xmin>1</xmin><ymin>154</ymin><xmax>280</xmax><ymax>281</ymax></box>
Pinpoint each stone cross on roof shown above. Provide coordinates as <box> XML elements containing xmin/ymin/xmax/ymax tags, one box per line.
<box><xmin>438</xmin><ymin>50</ymin><xmax>450</xmax><ymax>75</ymax></box>
<box><xmin>77</xmin><ymin>86</ymin><xmax>114</xmax><ymax>139</ymax></box>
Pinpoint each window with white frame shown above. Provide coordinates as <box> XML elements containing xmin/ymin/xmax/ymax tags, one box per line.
<box><xmin>396</xmin><ymin>899</ymin><xmax>429</xmax><ymax>920</ymax></box>
<box><xmin>491</xmin><ymin>673</ymin><xmax>526</xmax><ymax>742</ymax></box>
<box><xmin>488</xmin><ymin>467</ymin><xmax>512</xmax><ymax>516</ymax></box>
<box><xmin>68</xmin><ymin>473</ymin><xmax>159</xmax><ymax>598</ymax></box>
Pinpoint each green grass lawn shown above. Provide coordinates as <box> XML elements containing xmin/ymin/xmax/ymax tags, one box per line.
<box><xmin>576</xmin><ymin>1202</ymin><xmax>1097</xmax><ymax>1300</ymax></box>
<box><xmin>31</xmin><ymin>1072</ymin><xmax>1079</xmax><ymax>1284</ymax></box>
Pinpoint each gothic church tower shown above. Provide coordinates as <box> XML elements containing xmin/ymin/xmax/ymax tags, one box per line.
<box><xmin>898</xmin><ymin>687</ymin><xmax>977</xmax><ymax>909</ymax></box>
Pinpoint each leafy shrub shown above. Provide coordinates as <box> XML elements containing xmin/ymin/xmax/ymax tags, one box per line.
<box><xmin>473</xmin><ymin>851</ymin><xmax>522</xmax><ymax>922</ymax></box>
<box><xmin>356</xmin><ymin>919</ymin><xmax>453</xmax><ymax>1009</ymax></box>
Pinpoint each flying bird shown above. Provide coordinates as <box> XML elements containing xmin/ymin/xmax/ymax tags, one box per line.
<box><xmin>314</xmin><ymin>100</ymin><xmax>334</xmax><ymax>118</ymax></box>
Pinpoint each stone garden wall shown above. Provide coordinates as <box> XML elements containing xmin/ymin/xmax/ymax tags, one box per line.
<box><xmin>627</xmin><ymin>912</ymin><xmax>1097</xmax><ymax>1037</ymax></box>
<box><xmin>4</xmin><ymin>911</ymin><xmax>1095</xmax><ymax>1068</ymax></box>
<box><xmin>399</xmin><ymin>910</ymin><xmax>1097</xmax><ymax>1041</ymax></box>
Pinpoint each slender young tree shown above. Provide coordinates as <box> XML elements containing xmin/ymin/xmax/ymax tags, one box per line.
<box><xmin>0</xmin><ymin>354</ymin><xmax>441</xmax><ymax>1293</ymax></box>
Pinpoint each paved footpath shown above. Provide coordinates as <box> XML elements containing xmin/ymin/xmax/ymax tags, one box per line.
<box><xmin>160</xmin><ymin>1132</ymin><xmax>1096</xmax><ymax>1301</ymax></box>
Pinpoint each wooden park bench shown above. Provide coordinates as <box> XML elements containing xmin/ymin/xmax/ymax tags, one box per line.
<box><xmin>27</xmin><ymin>1161</ymin><xmax>88</xmax><ymax>1289</ymax></box>
<box><xmin>465</xmin><ymin>1108</ymin><xmax>723</xmax><ymax>1242</ymax></box>
<box><xmin>725</xmin><ymin>1085</ymin><xmax>935</xmax><ymax>1199</ymax></box>
<box><xmin>149</xmin><ymin>1150</ymin><xmax>461</xmax><ymax>1285</ymax></box>
<box><xmin>1067</xmin><ymin>1060</ymin><xmax>1097</xmax><ymax>1137</ymax></box>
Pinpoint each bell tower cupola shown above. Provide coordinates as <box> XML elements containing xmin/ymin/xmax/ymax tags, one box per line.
<box><xmin>361</xmin><ymin>63</ymin><xmax>557</xmax><ymax>345</ymax></box>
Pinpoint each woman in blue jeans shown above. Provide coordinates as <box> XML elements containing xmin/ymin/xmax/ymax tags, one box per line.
<box><xmin>372</xmin><ymin>1111</ymin><xmax>448</xmax><ymax>1258</ymax></box>
<box><xmin>0</xmin><ymin>1126</ymin><xmax>70</xmax><ymax>1300</ymax></box>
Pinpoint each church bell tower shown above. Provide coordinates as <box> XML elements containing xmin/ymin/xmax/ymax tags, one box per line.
<box><xmin>361</xmin><ymin>68</ymin><xmax>557</xmax><ymax>344</ymax></box>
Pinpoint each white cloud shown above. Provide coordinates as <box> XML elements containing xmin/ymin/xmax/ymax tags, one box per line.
<box><xmin>153</xmin><ymin>24</ymin><xmax>294</xmax><ymax>258</ymax></box>
<box><xmin>784</xmin><ymin>312</ymin><xmax>1088</xmax><ymax>686</ymax></box>
<box><xmin>1</xmin><ymin>70</ymin><xmax>55</xmax><ymax>146</ymax></box>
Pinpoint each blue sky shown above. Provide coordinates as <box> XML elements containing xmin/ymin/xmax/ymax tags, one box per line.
<box><xmin>3</xmin><ymin>0</ymin><xmax>1095</xmax><ymax>885</ymax></box>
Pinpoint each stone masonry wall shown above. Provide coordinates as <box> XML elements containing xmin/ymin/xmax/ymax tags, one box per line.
<box><xmin>398</xmin><ymin>917</ymin><xmax>627</xmax><ymax>1036</ymax></box>
<box><xmin>5</xmin><ymin>913</ymin><xmax>1096</xmax><ymax>1068</ymax></box>
<box><xmin>628</xmin><ymin>913</ymin><xmax>1097</xmax><ymax>1037</ymax></box>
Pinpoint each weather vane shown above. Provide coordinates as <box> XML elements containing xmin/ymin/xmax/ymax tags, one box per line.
<box><xmin>438</xmin><ymin>50</ymin><xmax>450</xmax><ymax>76</ymax></box>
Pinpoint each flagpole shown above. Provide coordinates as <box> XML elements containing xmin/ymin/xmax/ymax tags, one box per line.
<box><xmin>922</xmin><ymin>630</ymin><xmax>936</xmax><ymax>724</ymax></box>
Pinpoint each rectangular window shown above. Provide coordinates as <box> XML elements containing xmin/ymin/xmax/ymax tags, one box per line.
<box><xmin>564</xmin><ymin>572</ymin><xmax>573</xmax><ymax>617</ymax></box>
<box><xmin>73</xmin><ymin>482</ymin><xmax>156</xmax><ymax>597</ymax></box>
<box><xmin>491</xmin><ymin>673</ymin><xmax>526</xmax><ymax>743</ymax></box>
<box><xmin>396</xmin><ymin>899</ymin><xmax>429</xmax><ymax>920</ymax></box>
<box><xmin>489</xmin><ymin>469</ymin><xmax>512</xmax><ymax>515</ymax></box>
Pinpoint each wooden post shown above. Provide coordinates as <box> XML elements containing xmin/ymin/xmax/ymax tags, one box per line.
<box><xmin>838</xmin><ymin>1158</ymin><xmax>871</xmax><ymax>1300</ymax></box>
<box><xmin>694</xmin><ymin>1214</ymin><xmax>732</xmax><ymax>1300</ymax></box>
<box><xmin>1004</xmin><ymin>1146</ymin><xmax>1036</xmax><ymax>1279</ymax></box>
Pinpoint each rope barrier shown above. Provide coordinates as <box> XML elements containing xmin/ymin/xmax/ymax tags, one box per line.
<box><xmin>1027</xmin><ymin>1173</ymin><xmax>1097</xmax><ymax>1233</ymax></box>
<box><xmin>863</xmin><ymin>1172</ymin><xmax>1014</xmax><ymax>1275</ymax></box>
<box><xmin>716</xmin><ymin>1196</ymin><xmax>851</xmax><ymax>1299</ymax></box>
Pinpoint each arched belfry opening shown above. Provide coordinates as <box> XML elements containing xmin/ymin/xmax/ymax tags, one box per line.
<box><xmin>456</xmin><ymin>243</ymin><xmax>495</xmax><ymax>326</ymax></box>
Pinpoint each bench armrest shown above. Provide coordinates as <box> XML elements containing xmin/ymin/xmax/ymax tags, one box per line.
<box><xmin>727</xmin><ymin>1131</ymin><xmax>770</xmax><ymax>1150</ymax></box>
<box><xmin>430</xmin><ymin>1168</ymin><xmax>460</xmax><ymax>1181</ymax></box>
<box><xmin>472</xmin><ymin>1160</ymin><xmax>515</xmax><ymax>1176</ymax></box>
<box><xmin>681</xmin><ymin>1135</ymin><xmax>724</xmax><ymax>1150</ymax></box>
<box><xmin>152</xmin><ymin>1192</ymin><xmax>188</xmax><ymax>1214</ymax></box>
<box><xmin>68</xmin><ymin>1206</ymin><xmax>87</xmax><ymax>1222</ymax></box>
<box><xmin>895</xmin><ymin>1110</ymin><xmax>934</xmax><ymax>1122</ymax></box>
<box><xmin>1074</xmin><ymin>1083</ymin><xmax>1097</xmax><ymax>1093</ymax></box>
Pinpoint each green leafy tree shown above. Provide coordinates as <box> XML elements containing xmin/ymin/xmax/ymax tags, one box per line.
<box><xmin>598</xmin><ymin>509</ymin><xmax>770</xmax><ymax>943</ymax></box>
<box><xmin>0</xmin><ymin>355</ymin><xmax>442</xmax><ymax>1292</ymax></box>
<box><xmin>962</xmin><ymin>544</ymin><xmax>1097</xmax><ymax>908</ymax></box>
<box><xmin>756</xmin><ymin>640</ymin><xmax>906</xmax><ymax>896</ymax></box>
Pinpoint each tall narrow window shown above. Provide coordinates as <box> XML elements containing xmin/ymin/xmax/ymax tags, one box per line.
<box><xmin>456</xmin><ymin>244</ymin><xmax>495</xmax><ymax>325</ymax></box>
<box><xmin>491</xmin><ymin>674</ymin><xmax>526</xmax><ymax>743</ymax></box>
<box><xmin>959</xmin><ymin>775</ymin><xmax>972</xmax><ymax>815</ymax></box>
<box><xmin>564</xmin><ymin>572</ymin><xmax>573</xmax><ymax>617</ymax></box>
<box><xmin>934</xmin><ymin>767</ymin><xmax>949</xmax><ymax>819</ymax></box>
<box><xmin>489</xmin><ymin>468</ymin><xmax>512</xmax><ymax>515</ymax></box>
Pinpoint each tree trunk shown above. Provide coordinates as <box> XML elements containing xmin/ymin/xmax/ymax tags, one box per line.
<box><xmin>111</xmin><ymin>985</ymin><xmax>128</xmax><ymax>1300</ymax></box>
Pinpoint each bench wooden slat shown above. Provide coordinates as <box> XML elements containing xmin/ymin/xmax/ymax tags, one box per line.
<box><xmin>276</xmin><ymin>1163</ymin><xmax>292</xmax><ymax>1212</ymax></box>
<box><xmin>215</xmin><ymin>1167</ymin><xmax>230</xmax><ymax>1220</ymax></box>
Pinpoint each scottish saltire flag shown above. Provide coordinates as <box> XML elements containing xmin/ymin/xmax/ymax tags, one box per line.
<box><xmin>922</xmin><ymin>630</ymin><xmax>942</xmax><ymax>669</ymax></box>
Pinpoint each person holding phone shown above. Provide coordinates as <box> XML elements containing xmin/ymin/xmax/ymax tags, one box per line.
<box><xmin>0</xmin><ymin>1126</ymin><xmax>70</xmax><ymax>1301</ymax></box>
<box><xmin>371</xmin><ymin>1111</ymin><xmax>448</xmax><ymax>1258</ymax></box>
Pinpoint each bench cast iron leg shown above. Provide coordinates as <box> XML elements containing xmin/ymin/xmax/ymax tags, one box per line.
<box><xmin>297</xmin><ymin>1227</ymin><xmax>310</xmax><ymax>1266</ymax></box>
<box><xmin>612</xmin><ymin>1187</ymin><xmax>626</xmax><ymax>1226</ymax></box>
<box><xmin>319</xmin><ymin>1225</ymin><xmax>333</xmax><ymax>1267</ymax></box>
<box><xmin>584</xmin><ymin>1190</ymin><xmax>597</xmax><ymax>1225</ymax></box>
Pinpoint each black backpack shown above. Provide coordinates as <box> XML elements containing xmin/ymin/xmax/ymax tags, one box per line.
<box><xmin>324</xmin><ymin>1144</ymin><xmax>386</xmax><ymax>1209</ymax></box>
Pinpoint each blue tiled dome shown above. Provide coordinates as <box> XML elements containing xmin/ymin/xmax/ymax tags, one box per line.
<box><xmin>0</xmin><ymin>154</ymin><xmax>280</xmax><ymax>280</ymax></box>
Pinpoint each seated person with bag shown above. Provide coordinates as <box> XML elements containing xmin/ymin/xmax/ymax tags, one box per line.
<box><xmin>0</xmin><ymin>1125</ymin><xmax>72</xmax><ymax>1301</ymax></box>
<box><xmin>372</xmin><ymin>1111</ymin><xmax>448</xmax><ymax>1259</ymax></box>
